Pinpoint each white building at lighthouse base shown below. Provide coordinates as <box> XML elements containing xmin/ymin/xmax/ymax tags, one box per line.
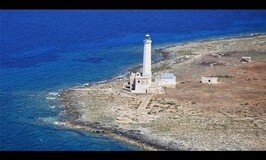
<box><xmin>124</xmin><ymin>72</ymin><xmax>176</xmax><ymax>94</ymax></box>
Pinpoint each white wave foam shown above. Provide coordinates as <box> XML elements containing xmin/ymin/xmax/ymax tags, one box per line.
<box><xmin>38</xmin><ymin>117</ymin><xmax>64</xmax><ymax>126</ymax></box>
<box><xmin>49</xmin><ymin>105</ymin><xmax>56</xmax><ymax>109</ymax></box>
<box><xmin>46</xmin><ymin>97</ymin><xmax>56</xmax><ymax>100</ymax></box>
<box><xmin>58</xmin><ymin>105</ymin><xmax>64</xmax><ymax>108</ymax></box>
<box><xmin>39</xmin><ymin>117</ymin><xmax>55</xmax><ymax>123</ymax></box>
<box><xmin>48</xmin><ymin>92</ymin><xmax>58</xmax><ymax>96</ymax></box>
<box><xmin>58</xmin><ymin>110</ymin><xmax>66</xmax><ymax>116</ymax></box>
<box><xmin>53</xmin><ymin>121</ymin><xmax>64</xmax><ymax>126</ymax></box>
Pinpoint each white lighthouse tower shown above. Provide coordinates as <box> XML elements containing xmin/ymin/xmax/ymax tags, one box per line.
<box><xmin>123</xmin><ymin>34</ymin><xmax>175</xmax><ymax>94</ymax></box>
<box><xmin>143</xmin><ymin>34</ymin><xmax>152</xmax><ymax>77</ymax></box>
<box><xmin>124</xmin><ymin>34</ymin><xmax>153</xmax><ymax>93</ymax></box>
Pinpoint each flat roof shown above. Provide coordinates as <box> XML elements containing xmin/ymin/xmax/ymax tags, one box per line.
<box><xmin>201</xmin><ymin>76</ymin><xmax>217</xmax><ymax>78</ymax></box>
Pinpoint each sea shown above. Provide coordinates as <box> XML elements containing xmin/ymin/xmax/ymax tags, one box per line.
<box><xmin>1</xmin><ymin>10</ymin><xmax>266</xmax><ymax>150</ymax></box>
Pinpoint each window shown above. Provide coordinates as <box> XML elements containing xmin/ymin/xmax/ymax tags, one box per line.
<box><xmin>208</xmin><ymin>80</ymin><xmax>211</xmax><ymax>82</ymax></box>
<box><xmin>138</xmin><ymin>80</ymin><xmax>140</xmax><ymax>83</ymax></box>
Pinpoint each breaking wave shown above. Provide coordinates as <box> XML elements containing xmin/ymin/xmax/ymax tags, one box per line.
<box><xmin>46</xmin><ymin>97</ymin><xmax>56</xmax><ymax>100</ymax></box>
<box><xmin>48</xmin><ymin>92</ymin><xmax>59</xmax><ymax>96</ymax></box>
<box><xmin>46</xmin><ymin>91</ymin><xmax>59</xmax><ymax>100</ymax></box>
<box><xmin>38</xmin><ymin>117</ymin><xmax>64</xmax><ymax>126</ymax></box>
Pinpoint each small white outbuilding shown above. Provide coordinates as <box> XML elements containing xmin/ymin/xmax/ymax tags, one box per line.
<box><xmin>155</xmin><ymin>73</ymin><xmax>176</xmax><ymax>88</ymax></box>
<box><xmin>241</xmin><ymin>57</ymin><xmax>251</xmax><ymax>63</ymax></box>
<box><xmin>201</xmin><ymin>76</ymin><xmax>218</xmax><ymax>84</ymax></box>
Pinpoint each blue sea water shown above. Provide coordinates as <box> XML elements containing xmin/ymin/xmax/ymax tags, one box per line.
<box><xmin>0</xmin><ymin>10</ymin><xmax>266</xmax><ymax>151</ymax></box>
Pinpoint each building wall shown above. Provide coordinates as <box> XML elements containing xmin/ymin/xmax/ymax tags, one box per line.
<box><xmin>134</xmin><ymin>77</ymin><xmax>151</xmax><ymax>93</ymax></box>
<box><xmin>201</xmin><ymin>76</ymin><xmax>218</xmax><ymax>84</ymax></box>
<box><xmin>155</xmin><ymin>76</ymin><xmax>176</xmax><ymax>88</ymax></box>
<box><xmin>129</xmin><ymin>73</ymin><xmax>136</xmax><ymax>90</ymax></box>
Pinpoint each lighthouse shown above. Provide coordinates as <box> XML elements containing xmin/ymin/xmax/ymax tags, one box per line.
<box><xmin>123</xmin><ymin>34</ymin><xmax>176</xmax><ymax>94</ymax></box>
<box><xmin>143</xmin><ymin>34</ymin><xmax>152</xmax><ymax>77</ymax></box>
<box><xmin>124</xmin><ymin>34</ymin><xmax>167</xmax><ymax>94</ymax></box>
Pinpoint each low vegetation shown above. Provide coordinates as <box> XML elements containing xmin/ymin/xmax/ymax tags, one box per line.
<box><xmin>175</xmin><ymin>49</ymin><xmax>195</xmax><ymax>55</ymax></box>
<box><xmin>152</xmin><ymin>62</ymin><xmax>171</xmax><ymax>73</ymax></box>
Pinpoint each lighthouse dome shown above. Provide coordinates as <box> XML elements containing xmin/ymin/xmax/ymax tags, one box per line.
<box><xmin>145</xmin><ymin>34</ymin><xmax>151</xmax><ymax>39</ymax></box>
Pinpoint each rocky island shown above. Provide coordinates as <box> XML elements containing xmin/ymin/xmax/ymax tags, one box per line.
<box><xmin>59</xmin><ymin>34</ymin><xmax>266</xmax><ymax>150</ymax></box>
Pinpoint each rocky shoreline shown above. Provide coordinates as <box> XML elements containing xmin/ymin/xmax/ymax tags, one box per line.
<box><xmin>59</xmin><ymin>78</ymin><xmax>179</xmax><ymax>150</ymax></box>
<box><xmin>58</xmin><ymin>33</ymin><xmax>266</xmax><ymax>150</ymax></box>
